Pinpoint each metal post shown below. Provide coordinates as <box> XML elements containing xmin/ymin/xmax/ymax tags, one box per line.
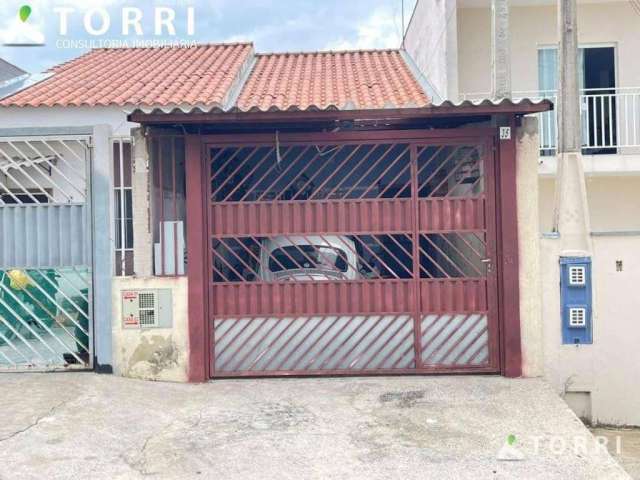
<box><xmin>92</xmin><ymin>124</ymin><xmax>114</xmax><ymax>372</ymax></box>
<box><xmin>118</xmin><ymin>139</ymin><xmax>126</xmax><ymax>276</ymax></box>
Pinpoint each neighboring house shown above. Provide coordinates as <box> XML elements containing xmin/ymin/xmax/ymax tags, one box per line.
<box><xmin>0</xmin><ymin>58</ymin><xmax>27</xmax><ymax>84</ymax></box>
<box><xmin>405</xmin><ymin>0</ymin><xmax>640</xmax><ymax>425</ymax></box>
<box><xmin>0</xmin><ymin>45</ymin><xmax>548</xmax><ymax>400</ymax></box>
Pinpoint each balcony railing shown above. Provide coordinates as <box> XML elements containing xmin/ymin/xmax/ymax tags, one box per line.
<box><xmin>460</xmin><ymin>88</ymin><xmax>640</xmax><ymax>154</ymax></box>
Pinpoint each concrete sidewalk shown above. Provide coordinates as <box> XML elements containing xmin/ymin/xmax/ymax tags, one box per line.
<box><xmin>0</xmin><ymin>373</ymin><xmax>629</xmax><ymax>480</ymax></box>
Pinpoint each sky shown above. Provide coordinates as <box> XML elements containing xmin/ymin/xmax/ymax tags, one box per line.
<box><xmin>0</xmin><ymin>0</ymin><xmax>417</xmax><ymax>74</ymax></box>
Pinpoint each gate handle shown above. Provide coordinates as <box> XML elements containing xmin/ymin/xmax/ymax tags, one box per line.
<box><xmin>481</xmin><ymin>258</ymin><xmax>493</xmax><ymax>274</ymax></box>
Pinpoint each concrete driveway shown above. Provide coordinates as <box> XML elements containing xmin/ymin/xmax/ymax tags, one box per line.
<box><xmin>0</xmin><ymin>373</ymin><xmax>629</xmax><ymax>479</ymax></box>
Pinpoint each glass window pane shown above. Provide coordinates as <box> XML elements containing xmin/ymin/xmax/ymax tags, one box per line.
<box><xmin>113</xmin><ymin>142</ymin><xmax>121</xmax><ymax>187</ymax></box>
<box><xmin>125</xmin><ymin>220</ymin><xmax>133</xmax><ymax>249</ymax></box>
<box><xmin>122</xmin><ymin>141</ymin><xmax>132</xmax><ymax>187</ymax></box>
<box><xmin>124</xmin><ymin>190</ymin><xmax>133</xmax><ymax>219</ymax></box>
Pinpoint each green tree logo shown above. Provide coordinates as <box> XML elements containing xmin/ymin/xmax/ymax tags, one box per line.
<box><xmin>19</xmin><ymin>5</ymin><xmax>32</xmax><ymax>23</ymax></box>
<box><xmin>507</xmin><ymin>434</ymin><xmax>517</xmax><ymax>446</ymax></box>
<box><xmin>3</xmin><ymin>3</ymin><xmax>44</xmax><ymax>46</ymax></box>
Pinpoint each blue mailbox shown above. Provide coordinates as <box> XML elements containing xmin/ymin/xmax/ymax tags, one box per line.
<box><xmin>560</xmin><ymin>257</ymin><xmax>593</xmax><ymax>345</ymax></box>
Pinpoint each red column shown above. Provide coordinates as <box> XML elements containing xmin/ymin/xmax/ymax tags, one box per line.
<box><xmin>498</xmin><ymin>117</ymin><xmax>522</xmax><ymax>377</ymax></box>
<box><xmin>185</xmin><ymin>135</ymin><xmax>208</xmax><ymax>382</ymax></box>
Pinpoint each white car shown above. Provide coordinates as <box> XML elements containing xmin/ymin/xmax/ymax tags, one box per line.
<box><xmin>258</xmin><ymin>235</ymin><xmax>360</xmax><ymax>281</ymax></box>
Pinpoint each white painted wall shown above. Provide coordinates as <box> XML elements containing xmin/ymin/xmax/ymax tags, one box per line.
<box><xmin>404</xmin><ymin>0</ymin><xmax>459</xmax><ymax>102</ymax></box>
<box><xmin>0</xmin><ymin>105</ymin><xmax>137</xmax><ymax>136</ymax></box>
<box><xmin>541</xmin><ymin>235</ymin><xmax>640</xmax><ymax>425</ymax></box>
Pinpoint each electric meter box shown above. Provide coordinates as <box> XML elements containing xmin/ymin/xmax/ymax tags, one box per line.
<box><xmin>121</xmin><ymin>289</ymin><xmax>173</xmax><ymax>329</ymax></box>
<box><xmin>560</xmin><ymin>257</ymin><xmax>592</xmax><ymax>345</ymax></box>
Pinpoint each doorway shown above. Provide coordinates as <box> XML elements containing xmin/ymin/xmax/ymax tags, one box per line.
<box><xmin>538</xmin><ymin>45</ymin><xmax>617</xmax><ymax>154</ymax></box>
<box><xmin>582</xmin><ymin>47</ymin><xmax>617</xmax><ymax>154</ymax></box>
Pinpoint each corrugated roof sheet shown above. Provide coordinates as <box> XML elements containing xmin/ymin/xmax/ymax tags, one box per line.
<box><xmin>0</xmin><ymin>43</ymin><xmax>254</xmax><ymax>108</ymax></box>
<box><xmin>433</xmin><ymin>98</ymin><xmax>553</xmax><ymax>109</ymax></box>
<box><xmin>0</xmin><ymin>58</ymin><xmax>28</xmax><ymax>85</ymax></box>
<box><xmin>236</xmin><ymin>50</ymin><xmax>430</xmax><ymax>111</ymax></box>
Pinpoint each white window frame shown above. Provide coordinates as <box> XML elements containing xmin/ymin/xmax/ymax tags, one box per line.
<box><xmin>112</xmin><ymin>137</ymin><xmax>134</xmax><ymax>277</ymax></box>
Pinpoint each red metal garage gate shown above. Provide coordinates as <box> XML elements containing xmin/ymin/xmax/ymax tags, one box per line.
<box><xmin>205</xmin><ymin>130</ymin><xmax>499</xmax><ymax>377</ymax></box>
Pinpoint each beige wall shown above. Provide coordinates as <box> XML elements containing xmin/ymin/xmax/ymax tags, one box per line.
<box><xmin>457</xmin><ymin>1</ymin><xmax>640</xmax><ymax>95</ymax></box>
<box><xmin>111</xmin><ymin>129</ymin><xmax>191</xmax><ymax>382</ymax></box>
<box><xmin>131</xmin><ymin>128</ymin><xmax>153</xmax><ymax>276</ymax></box>
<box><xmin>539</xmin><ymin>172</ymin><xmax>639</xmax><ymax>424</ymax></box>
<box><xmin>516</xmin><ymin>117</ymin><xmax>544</xmax><ymax>376</ymax></box>
<box><xmin>539</xmin><ymin>176</ymin><xmax>640</xmax><ymax>233</ymax></box>
<box><xmin>538</xmin><ymin>177</ymin><xmax>555</xmax><ymax>232</ymax></box>
<box><xmin>541</xmin><ymin>235</ymin><xmax>640</xmax><ymax>425</ymax></box>
<box><xmin>112</xmin><ymin>276</ymin><xmax>189</xmax><ymax>382</ymax></box>
<box><xmin>590</xmin><ymin>235</ymin><xmax>640</xmax><ymax>425</ymax></box>
<box><xmin>457</xmin><ymin>6</ymin><xmax>491</xmax><ymax>95</ymax></box>
<box><xmin>585</xmin><ymin>176</ymin><xmax>640</xmax><ymax>231</ymax></box>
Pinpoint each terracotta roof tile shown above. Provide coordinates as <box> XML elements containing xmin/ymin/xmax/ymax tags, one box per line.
<box><xmin>0</xmin><ymin>43</ymin><xmax>254</xmax><ymax>108</ymax></box>
<box><xmin>0</xmin><ymin>45</ymin><xmax>431</xmax><ymax>112</ymax></box>
<box><xmin>236</xmin><ymin>50</ymin><xmax>430</xmax><ymax>111</ymax></box>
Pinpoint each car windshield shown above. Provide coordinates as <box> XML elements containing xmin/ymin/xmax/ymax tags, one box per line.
<box><xmin>269</xmin><ymin>245</ymin><xmax>348</xmax><ymax>273</ymax></box>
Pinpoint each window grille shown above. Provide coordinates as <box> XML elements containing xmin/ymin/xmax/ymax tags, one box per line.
<box><xmin>569</xmin><ymin>266</ymin><xmax>585</xmax><ymax>286</ymax></box>
<box><xmin>569</xmin><ymin>307</ymin><xmax>587</xmax><ymax>327</ymax></box>
<box><xmin>113</xmin><ymin>138</ymin><xmax>134</xmax><ymax>276</ymax></box>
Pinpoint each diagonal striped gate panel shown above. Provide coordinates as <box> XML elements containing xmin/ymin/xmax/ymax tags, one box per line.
<box><xmin>0</xmin><ymin>136</ymin><xmax>92</xmax><ymax>370</ymax></box>
<box><xmin>205</xmin><ymin>135</ymin><xmax>498</xmax><ymax>377</ymax></box>
<box><xmin>214</xmin><ymin>315</ymin><xmax>416</xmax><ymax>374</ymax></box>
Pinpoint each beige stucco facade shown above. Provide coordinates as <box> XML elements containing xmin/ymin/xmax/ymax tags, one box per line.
<box><xmin>540</xmin><ymin>175</ymin><xmax>640</xmax><ymax>233</ymax></box>
<box><xmin>516</xmin><ymin>117</ymin><xmax>544</xmax><ymax>377</ymax></box>
<box><xmin>457</xmin><ymin>1</ymin><xmax>640</xmax><ymax>95</ymax></box>
<box><xmin>540</xmin><ymin>235</ymin><xmax>640</xmax><ymax>425</ymax></box>
<box><xmin>406</xmin><ymin>0</ymin><xmax>640</xmax><ymax>425</ymax></box>
<box><xmin>111</xmin><ymin>276</ymin><xmax>189</xmax><ymax>382</ymax></box>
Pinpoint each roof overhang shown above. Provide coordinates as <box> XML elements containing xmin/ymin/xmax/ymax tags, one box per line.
<box><xmin>128</xmin><ymin>99</ymin><xmax>553</xmax><ymax>125</ymax></box>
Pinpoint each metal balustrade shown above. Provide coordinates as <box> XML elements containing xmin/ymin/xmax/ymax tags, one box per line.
<box><xmin>460</xmin><ymin>88</ymin><xmax>640</xmax><ymax>154</ymax></box>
